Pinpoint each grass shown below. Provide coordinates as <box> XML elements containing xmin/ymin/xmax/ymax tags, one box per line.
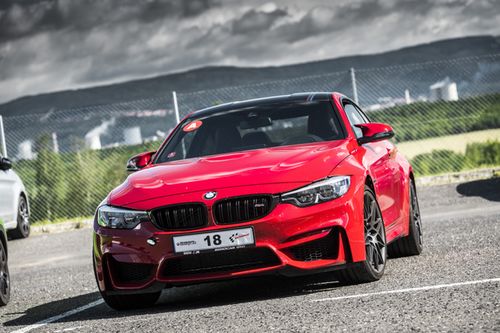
<box><xmin>397</xmin><ymin>128</ymin><xmax>500</xmax><ymax>159</ymax></box>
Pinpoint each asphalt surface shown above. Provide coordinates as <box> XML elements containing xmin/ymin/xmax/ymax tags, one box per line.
<box><xmin>1</xmin><ymin>178</ymin><xmax>499</xmax><ymax>332</ymax></box>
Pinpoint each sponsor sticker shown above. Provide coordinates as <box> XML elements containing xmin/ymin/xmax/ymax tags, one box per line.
<box><xmin>183</xmin><ymin>120</ymin><xmax>203</xmax><ymax>132</ymax></box>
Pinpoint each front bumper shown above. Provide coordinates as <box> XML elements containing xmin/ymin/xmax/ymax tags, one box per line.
<box><xmin>93</xmin><ymin>186</ymin><xmax>365</xmax><ymax>294</ymax></box>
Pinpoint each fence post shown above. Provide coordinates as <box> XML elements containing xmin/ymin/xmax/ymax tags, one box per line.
<box><xmin>0</xmin><ymin>115</ymin><xmax>7</xmax><ymax>157</ymax></box>
<box><xmin>172</xmin><ymin>91</ymin><xmax>180</xmax><ymax>124</ymax></box>
<box><xmin>350</xmin><ymin>67</ymin><xmax>359</xmax><ymax>104</ymax></box>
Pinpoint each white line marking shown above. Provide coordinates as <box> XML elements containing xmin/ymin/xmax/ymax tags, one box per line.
<box><xmin>311</xmin><ymin>277</ymin><xmax>500</xmax><ymax>303</ymax></box>
<box><xmin>10</xmin><ymin>299</ymin><xmax>104</xmax><ymax>333</ymax></box>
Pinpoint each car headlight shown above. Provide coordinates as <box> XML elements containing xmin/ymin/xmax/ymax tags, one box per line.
<box><xmin>280</xmin><ymin>176</ymin><xmax>351</xmax><ymax>207</ymax></box>
<box><xmin>97</xmin><ymin>205</ymin><xmax>150</xmax><ymax>229</ymax></box>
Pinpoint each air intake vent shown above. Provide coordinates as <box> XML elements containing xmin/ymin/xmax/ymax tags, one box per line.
<box><xmin>162</xmin><ymin>247</ymin><xmax>281</xmax><ymax>277</ymax></box>
<box><xmin>108</xmin><ymin>257</ymin><xmax>154</xmax><ymax>284</ymax></box>
<box><xmin>214</xmin><ymin>195</ymin><xmax>275</xmax><ymax>224</ymax></box>
<box><xmin>287</xmin><ymin>231</ymin><xmax>339</xmax><ymax>262</ymax></box>
<box><xmin>151</xmin><ymin>203</ymin><xmax>207</xmax><ymax>230</ymax></box>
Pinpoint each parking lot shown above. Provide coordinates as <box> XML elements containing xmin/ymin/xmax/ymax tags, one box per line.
<box><xmin>1</xmin><ymin>178</ymin><xmax>499</xmax><ymax>332</ymax></box>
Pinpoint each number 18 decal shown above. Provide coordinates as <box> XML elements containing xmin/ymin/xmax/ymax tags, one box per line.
<box><xmin>183</xmin><ymin>120</ymin><xmax>203</xmax><ymax>132</ymax></box>
<box><xmin>204</xmin><ymin>234</ymin><xmax>222</xmax><ymax>246</ymax></box>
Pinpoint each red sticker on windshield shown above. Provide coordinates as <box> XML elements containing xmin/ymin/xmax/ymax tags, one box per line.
<box><xmin>183</xmin><ymin>120</ymin><xmax>203</xmax><ymax>132</ymax></box>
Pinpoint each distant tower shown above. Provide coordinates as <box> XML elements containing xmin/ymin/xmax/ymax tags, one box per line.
<box><xmin>430</xmin><ymin>77</ymin><xmax>459</xmax><ymax>102</ymax></box>
<box><xmin>404</xmin><ymin>89</ymin><xmax>411</xmax><ymax>104</ymax></box>
<box><xmin>18</xmin><ymin>140</ymin><xmax>35</xmax><ymax>160</ymax></box>
<box><xmin>123</xmin><ymin>127</ymin><xmax>142</xmax><ymax>146</ymax></box>
<box><xmin>85</xmin><ymin>135</ymin><xmax>101</xmax><ymax>150</ymax></box>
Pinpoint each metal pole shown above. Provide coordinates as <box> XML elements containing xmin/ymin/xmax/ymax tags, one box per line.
<box><xmin>350</xmin><ymin>67</ymin><xmax>359</xmax><ymax>105</ymax></box>
<box><xmin>172</xmin><ymin>91</ymin><xmax>180</xmax><ymax>124</ymax></box>
<box><xmin>0</xmin><ymin>115</ymin><xmax>7</xmax><ymax>157</ymax></box>
<box><xmin>52</xmin><ymin>132</ymin><xmax>59</xmax><ymax>153</ymax></box>
<box><xmin>172</xmin><ymin>91</ymin><xmax>186</xmax><ymax>157</ymax></box>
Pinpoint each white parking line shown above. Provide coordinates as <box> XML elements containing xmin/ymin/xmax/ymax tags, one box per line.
<box><xmin>10</xmin><ymin>299</ymin><xmax>104</xmax><ymax>333</ymax></box>
<box><xmin>311</xmin><ymin>277</ymin><xmax>500</xmax><ymax>302</ymax></box>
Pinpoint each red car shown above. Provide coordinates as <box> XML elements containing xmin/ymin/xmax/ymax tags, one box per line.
<box><xmin>93</xmin><ymin>92</ymin><xmax>423</xmax><ymax>310</ymax></box>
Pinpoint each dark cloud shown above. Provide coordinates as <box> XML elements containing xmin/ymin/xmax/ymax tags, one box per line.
<box><xmin>232</xmin><ymin>8</ymin><xmax>287</xmax><ymax>35</ymax></box>
<box><xmin>0</xmin><ymin>0</ymin><xmax>499</xmax><ymax>103</ymax></box>
<box><xmin>0</xmin><ymin>0</ymin><xmax>220</xmax><ymax>42</ymax></box>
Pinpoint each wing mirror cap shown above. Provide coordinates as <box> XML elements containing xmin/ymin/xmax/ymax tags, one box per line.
<box><xmin>0</xmin><ymin>157</ymin><xmax>12</xmax><ymax>171</ymax></box>
<box><xmin>355</xmin><ymin>123</ymin><xmax>395</xmax><ymax>144</ymax></box>
<box><xmin>126</xmin><ymin>151</ymin><xmax>156</xmax><ymax>172</ymax></box>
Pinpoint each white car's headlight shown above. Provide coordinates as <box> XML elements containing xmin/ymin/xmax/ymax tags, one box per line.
<box><xmin>280</xmin><ymin>176</ymin><xmax>351</xmax><ymax>207</ymax></box>
<box><xmin>97</xmin><ymin>205</ymin><xmax>150</xmax><ymax>229</ymax></box>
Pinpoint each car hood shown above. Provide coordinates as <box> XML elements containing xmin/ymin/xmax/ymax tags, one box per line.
<box><xmin>109</xmin><ymin>141</ymin><xmax>350</xmax><ymax>207</ymax></box>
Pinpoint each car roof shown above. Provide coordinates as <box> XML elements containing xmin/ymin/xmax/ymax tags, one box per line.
<box><xmin>189</xmin><ymin>92</ymin><xmax>340</xmax><ymax>118</ymax></box>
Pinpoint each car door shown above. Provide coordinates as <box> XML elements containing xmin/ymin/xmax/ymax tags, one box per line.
<box><xmin>343</xmin><ymin>101</ymin><xmax>402</xmax><ymax>226</ymax></box>
<box><xmin>0</xmin><ymin>154</ymin><xmax>16</xmax><ymax>224</ymax></box>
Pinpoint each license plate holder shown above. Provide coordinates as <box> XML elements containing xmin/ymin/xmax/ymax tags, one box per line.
<box><xmin>173</xmin><ymin>227</ymin><xmax>255</xmax><ymax>254</ymax></box>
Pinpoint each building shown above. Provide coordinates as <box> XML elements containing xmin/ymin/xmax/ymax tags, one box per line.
<box><xmin>429</xmin><ymin>77</ymin><xmax>459</xmax><ymax>102</ymax></box>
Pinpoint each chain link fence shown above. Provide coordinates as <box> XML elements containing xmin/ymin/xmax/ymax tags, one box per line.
<box><xmin>177</xmin><ymin>54</ymin><xmax>500</xmax><ymax>175</ymax></box>
<box><xmin>2</xmin><ymin>55</ymin><xmax>499</xmax><ymax>222</ymax></box>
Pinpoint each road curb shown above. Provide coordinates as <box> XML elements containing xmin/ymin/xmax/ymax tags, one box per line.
<box><xmin>31</xmin><ymin>219</ymin><xmax>93</xmax><ymax>235</ymax></box>
<box><xmin>416</xmin><ymin>167</ymin><xmax>500</xmax><ymax>186</ymax></box>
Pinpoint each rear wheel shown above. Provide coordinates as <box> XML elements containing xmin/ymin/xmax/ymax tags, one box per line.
<box><xmin>8</xmin><ymin>196</ymin><xmax>30</xmax><ymax>239</ymax></box>
<box><xmin>0</xmin><ymin>239</ymin><xmax>10</xmax><ymax>306</ymax></box>
<box><xmin>336</xmin><ymin>186</ymin><xmax>387</xmax><ymax>284</ymax></box>
<box><xmin>388</xmin><ymin>179</ymin><xmax>423</xmax><ymax>257</ymax></box>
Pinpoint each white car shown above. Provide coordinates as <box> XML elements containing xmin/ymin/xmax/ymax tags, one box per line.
<box><xmin>0</xmin><ymin>154</ymin><xmax>30</xmax><ymax>239</ymax></box>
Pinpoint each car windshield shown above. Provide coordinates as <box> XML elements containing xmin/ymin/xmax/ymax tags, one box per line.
<box><xmin>155</xmin><ymin>100</ymin><xmax>344</xmax><ymax>163</ymax></box>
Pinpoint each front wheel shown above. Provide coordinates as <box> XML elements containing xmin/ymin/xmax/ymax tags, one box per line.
<box><xmin>0</xmin><ymin>239</ymin><xmax>10</xmax><ymax>306</ymax></box>
<box><xmin>336</xmin><ymin>186</ymin><xmax>387</xmax><ymax>284</ymax></box>
<box><xmin>93</xmin><ymin>256</ymin><xmax>161</xmax><ymax>310</ymax></box>
<box><xmin>8</xmin><ymin>196</ymin><xmax>30</xmax><ymax>239</ymax></box>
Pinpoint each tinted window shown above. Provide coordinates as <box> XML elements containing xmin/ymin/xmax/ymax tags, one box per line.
<box><xmin>343</xmin><ymin>103</ymin><xmax>367</xmax><ymax>138</ymax></box>
<box><xmin>354</xmin><ymin>105</ymin><xmax>370</xmax><ymax>123</ymax></box>
<box><xmin>156</xmin><ymin>101</ymin><xmax>344</xmax><ymax>163</ymax></box>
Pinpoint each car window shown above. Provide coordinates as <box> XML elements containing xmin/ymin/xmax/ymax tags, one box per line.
<box><xmin>156</xmin><ymin>100</ymin><xmax>345</xmax><ymax>163</ymax></box>
<box><xmin>343</xmin><ymin>102</ymin><xmax>367</xmax><ymax>138</ymax></box>
<box><xmin>354</xmin><ymin>105</ymin><xmax>371</xmax><ymax>123</ymax></box>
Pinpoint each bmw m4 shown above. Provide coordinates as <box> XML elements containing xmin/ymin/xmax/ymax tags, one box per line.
<box><xmin>93</xmin><ymin>92</ymin><xmax>423</xmax><ymax>310</ymax></box>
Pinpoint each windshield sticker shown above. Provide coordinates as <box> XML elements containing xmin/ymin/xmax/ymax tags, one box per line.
<box><xmin>167</xmin><ymin>152</ymin><xmax>176</xmax><ymax>159</ymax></box>
<box><xmin>183</xmin><ymin>120</ymin><xmax>203</xmax><ymax>132</ymax></box>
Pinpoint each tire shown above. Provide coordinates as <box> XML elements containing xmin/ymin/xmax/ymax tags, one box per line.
<box><xmin>92</xmin><ymin>255</ymin><xmax>161</xmax><ymax>311</ymax></box>
<box><xmin>388</xmin><ymin>179</ymin><xmax>423</xmax><ymax>257</ymax></box>
<box><xmin>8</xmin><ymin>196</ymin><xmax>30</xmax><ymax>239</ymax></box>
<box><xmin>0</xmin><ymin>239</ymin><xmax>10</xmax><ymax>306</ymax></box>
<box><xmin>336</xmin><ymin>186</ymin><xmax>387</xmax><ymax>284</ymax></box>
<box><xmin>100</xmin><ymin>291</ymin><xmax>161</xmax><ymax>311</ymax></box>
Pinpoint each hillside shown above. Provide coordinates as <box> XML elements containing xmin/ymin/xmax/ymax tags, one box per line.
<box><xmin>1</xmin><ymin>35</ymin><xmax>499</xmax><ymax>117</ymax></box>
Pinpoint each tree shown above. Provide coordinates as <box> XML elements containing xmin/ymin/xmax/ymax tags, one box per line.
<box><xmin>32</xmin><ymin>134</ymin><xmax>67</xmax><ymax>221</ymax></box>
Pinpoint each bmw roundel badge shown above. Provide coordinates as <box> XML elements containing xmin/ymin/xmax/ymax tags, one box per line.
<box><xmin>203</xmin><ymin>191</ymin><xmax>217</xmax><ymax>200</ymax></box>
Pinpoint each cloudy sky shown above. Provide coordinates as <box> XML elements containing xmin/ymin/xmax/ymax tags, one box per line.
<box><xmin>0</xmin><ymin>0</ymin><xmax>499</xmax><ymax>103</ymax></box>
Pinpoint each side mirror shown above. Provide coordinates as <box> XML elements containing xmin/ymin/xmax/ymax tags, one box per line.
<box><xmin>355</xmin><ymin>123</ymin><xmax>394</xmax><ymax>144</ymax></box>
<box><xmin>126</xmin><ymin>151</ymin><xmax>156</xmax><ymax>172</ymax></box>
<box><xmin>0</xmin><ymin>157</ymin><xmax>12</xmax><ymax>171</ymax></box>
